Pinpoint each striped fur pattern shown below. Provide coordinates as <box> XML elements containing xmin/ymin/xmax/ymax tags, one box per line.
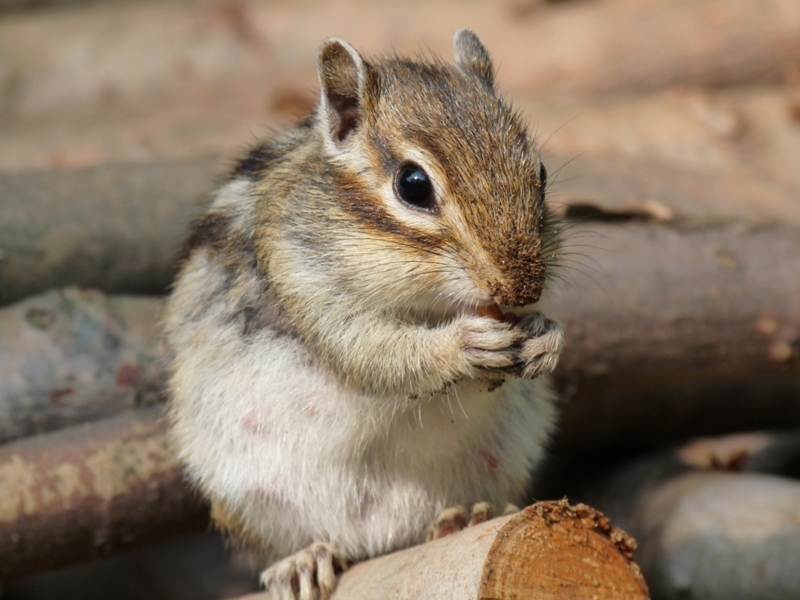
<box><xmin>165</xmin><ymin>29</ymin><xmax>563</xmax><ymax>594</ymax></box>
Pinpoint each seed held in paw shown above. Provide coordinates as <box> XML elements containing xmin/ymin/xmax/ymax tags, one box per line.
<box><xmin>477</xmin><ymin>304</ymin><xmax>519</xmax><ymax>325</ymax></box>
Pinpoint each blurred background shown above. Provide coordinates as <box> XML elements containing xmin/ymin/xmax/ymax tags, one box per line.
<box><xmin>1</xmin><ymin>0</ymin><xmax>800</xmax><ymax>598</ymax></box>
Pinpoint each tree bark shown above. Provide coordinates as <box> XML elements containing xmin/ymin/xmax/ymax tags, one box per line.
<box><xmin>0</xmin><ymin>289</ymin><xmax>166</xmax><ymax>443</ymax></box>
<box><xmin>0</xmin><ymin>407</ymin><xmax>208</xmax><ymax>579</ymax></box>
<box><xmin>0</xmin><ymin>159</ymin><xmax>216</xmax><ymax>305</ymax></box>
<box><xmin>545</xmin><ymin>221</ymin><xmax>800</xmax><ymax>455</ymax></box>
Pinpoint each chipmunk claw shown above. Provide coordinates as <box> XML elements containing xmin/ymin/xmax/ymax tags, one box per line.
<box><xmin>513</xmin><ymin>313</ymin><xmax>564</xmax><ymax>379</ymax></box>
<box><xmin>260</xmin><ymin>542</ymin><xmax>347</xmax><ymax>600</ymax></box>
<box><xmin>427</xmin><ymin>501</ymin><xmax>518</xmax><ymax>541</ymax></box>
<box><xmin>427</xmin><ymin>505</ymin><xmax>468</xmax><ymax>541</ymax></box>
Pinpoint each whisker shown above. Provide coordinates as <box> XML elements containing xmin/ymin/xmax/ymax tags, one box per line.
<box><xmin>539</xmin><ymin>114</ymin><xmax>582</xmax><ymax>154</ymax></box>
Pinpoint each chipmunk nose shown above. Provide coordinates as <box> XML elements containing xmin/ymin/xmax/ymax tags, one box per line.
<box><xmin>490</xmin><ymin>277</ymin><xmax>543</xmax><ymax>307</ymax></box>
<box><xmin>487</xmin><ymin>234</ymin><xmax>546</xmax><ymax>307</ymax></box>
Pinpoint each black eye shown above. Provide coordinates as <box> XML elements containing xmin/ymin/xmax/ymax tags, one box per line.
<box><xmin>539</xmin><ymin>162</ymin><xmax>547</xmax><ymax>193</ymax></box>
<box><xmin>394</xmin><ymin>163</ymin><xmax>435</xmax><ymax>211</ymax></box>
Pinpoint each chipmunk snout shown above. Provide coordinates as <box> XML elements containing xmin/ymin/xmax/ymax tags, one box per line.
<box><xmin>490</xmin><ymin>277</ymin><xmax>543</xmax><ymax>307</ymax></box>
<box><xmin>486</xmin><ymin>235</ymin><xmax>546</xmax><ymax>307</ymax></box>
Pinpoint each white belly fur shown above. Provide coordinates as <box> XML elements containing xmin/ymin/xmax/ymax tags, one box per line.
<box><xmin>170</xmin><ymin>316</ymin><xmax>556</xmax><ymax>561</ymax></box>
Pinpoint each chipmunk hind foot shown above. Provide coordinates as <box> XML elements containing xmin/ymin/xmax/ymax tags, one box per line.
<box><xmin>260</xmin><ymin>542</ymin><xmax>348</xmax><ymax>600</ymax></box>
<box><xmin>426</xmin><ymin>501</ymin><xmax>520</xmax><ymax>542</ymax></box>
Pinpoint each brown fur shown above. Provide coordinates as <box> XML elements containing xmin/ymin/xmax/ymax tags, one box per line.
<box><xmin>211</xmin><ymin>499</ymin><xmax>270</xmax><ymax>555</ymax></box>
<box><xmin>166</xmin><ymin>33</ymin><xmax>564</xmax><ymax>595</ymax></box>
<box><xmin>184</xmin><ymin>212</ymin><xmax>231</xmax><ymax>256</ymax></box>
<box><xmin>171</xmin><ymin>37</ymin><xmax>559</xmax><ymax>393</ymax></box>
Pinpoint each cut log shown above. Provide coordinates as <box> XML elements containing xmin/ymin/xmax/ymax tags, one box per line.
<box><xmin>1</xmin><ymin>0</ymin><xmax>798</xmax><ymax>127</ymax></box>
<box><xmin>677</xmin><ymin>431</ymin><xmax>800</xmax><ymax>477</ymax></box>
<box><xmin>300</xmin><ymin>501</ymin><xmax>648</xmax><ymax>600</ymax></box>
<box><xmin>5</xmin><ymin>84</ymin><xmax>800</xmax><ymax>184</ymax></box>
<box><xmin>549</xmin><ymin>152</ymin><xmax>800</xmax><ymax>228</ymax></box>
<box><xmin>518</xmin><ymin>89</ymin><xmax>800</xmax><ymax>191</ymax></box>
<box><xmin>632</xmin><ymin>473</ymin><xmax>800</xmax><ymax>600</ymax></box>
<box><xmin>544</xmin><ymin>221</ymin><xmax>800</xmax><ymax>455</ymax></box>
<box><xmin>0</xmin><ymin>288</ymin><xmax>166</xmax><ymax>443</ymax></box>
<box><xmin>0</xmin><ymin>158</ymin><xmax>216</xmax><ymax>305</ymax></box>
<box><xmin>0</xmin><ymin>407</ymin><xmax>207</xmax><ymax>579</ymax></box>
<box><xmin>583</xmin><ymin>433</ymin><xmax>800</xmax><ymax>600</ymax></box>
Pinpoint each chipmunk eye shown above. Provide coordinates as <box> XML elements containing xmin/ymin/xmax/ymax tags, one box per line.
<box><xmin>539</xmin><ymin>162</ymin><xmax>547</xmax><ymax>193</ymax></box>
<box><xmin>394</xmin><ymin>163</ymin><xmax>435</xmax><ymax>211</ymax></box>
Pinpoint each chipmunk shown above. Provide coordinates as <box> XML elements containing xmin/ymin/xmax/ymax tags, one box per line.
<box><xmin>165</xmin><ymin>29</ymin><xmax>564</xmax><ymax>600</ymax></box>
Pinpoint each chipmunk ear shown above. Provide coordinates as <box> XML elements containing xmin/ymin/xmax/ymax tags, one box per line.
<box><xmin>318</xmin><ymin>38</ymin><xmax>366</xmax><ymax>148</ymax></box>
<box><xmin>453</xmin><ymin>28</ymin><xmax>494</xmax><ymax>88</ymax></box>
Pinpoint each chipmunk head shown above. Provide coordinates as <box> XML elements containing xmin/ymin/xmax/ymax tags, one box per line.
<box><xmin>311</xmin><ymin>29</ymin><xmax>557</xmax><ymax>316</ymax></box>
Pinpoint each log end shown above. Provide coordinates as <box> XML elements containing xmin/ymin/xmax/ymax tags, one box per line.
<box><xmin>479</xmin><ymin>500</ymin><xmax>650</xmax><ymax>599</ymax></box>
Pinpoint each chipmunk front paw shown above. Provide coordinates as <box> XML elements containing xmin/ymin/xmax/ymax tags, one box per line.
<box><xmin>456</xmin><ymin>315</ymin><xmax>524</xmax><ymax>372</ymax></box>
<box><xmin>513</xmin><ymin>313</ymin><xmax>564</xmax><ymax>379</ymax></box>
<box><xmin>260</xmin><ymin>542</ymin><xmax>347</xmax><ymax>600</ymax></box>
